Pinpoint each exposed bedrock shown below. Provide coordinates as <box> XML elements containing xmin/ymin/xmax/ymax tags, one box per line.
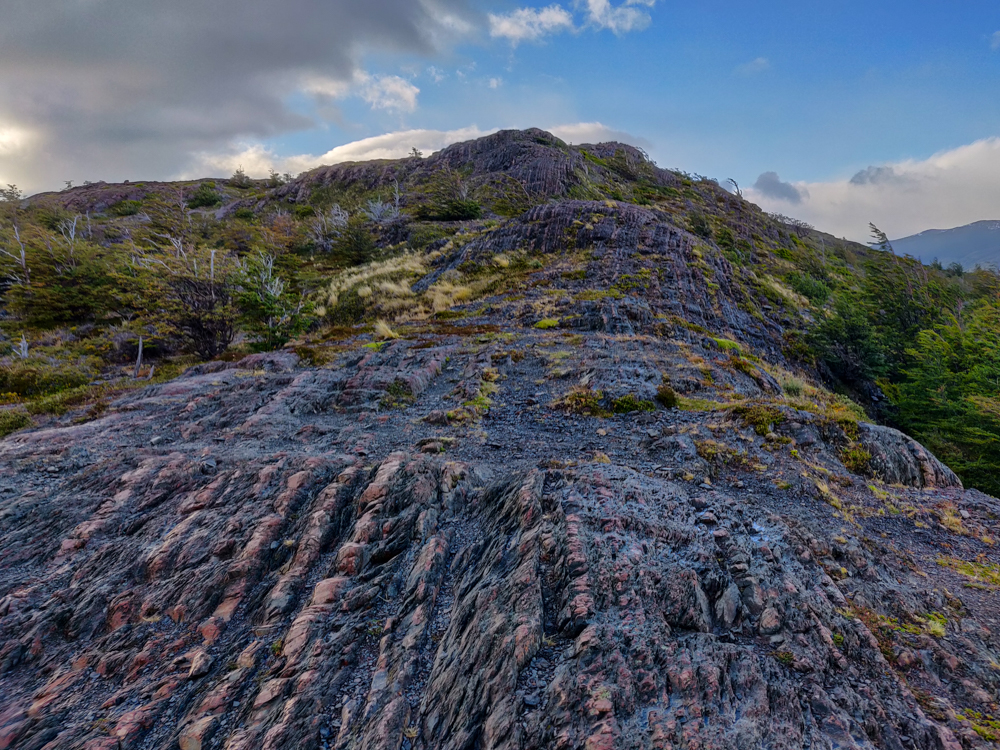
<box><xmin>0</xmin><ymin>338</ymin><xmax>996</xmax><ymax>749</ymax></box>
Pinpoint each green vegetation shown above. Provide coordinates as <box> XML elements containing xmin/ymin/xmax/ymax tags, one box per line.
<box><xmin>0</xmin><ymin>408</ymin><xmax>31</xmax><ymax>437</ymax></box>
<box><xmin>381</xmin><ymin>378</ymin><xmax>416</xmax><ymax>409</ymax></box>
<box><xmin>937</xmin><ymin>556</ymin><xmax>1000</xmax><ymax>588</ymax></box>
<box><xmin>731</xmin><ymin>402</ymin><xmax>784</xmax><ymax>435</ymax></box>
<box><xmin>187</xmin><ymin>183</ymin><xmax>222</xmax><ymax>208</ymax></box>
<box><xmin>610</xmin><ymin>394</ymin><xmax>656</xmax><ymax>413</ymax></box>
<box><xmin>109</xmin><ymin>200</ymin><xmax>143</xmax><ymax>217</ymax></box>
<box><xmin>839</xmin><ymin>445</ymin><xmax>872</xmax><ymax>475</ymax></box>
<box><xmin>955</xmin><ymin>710</ymin><xmax>1000</xmax><ymax>741</ymax></box>
<box><xmin>2</xmin><ymin>134</ymin><xmax>1000</xmax><ymax>502</ymax></box>
<box><xmin>738</xmin><ymin>220</ymin><xmax>1000</xmax><ymax>495</ymax></box>
<box><xmin>772</xmin><ymin>650</ymin><xmax>794</xmax><ymax>666</ymax></box>
<box><xmin>559</xmin><ymin>386</ymin><xmax>609</xmax><ymax>417</ymax></box>
<box><xmin>712</xmin><ymin>337</ymin><xmax>742</xmax><ymax>353</ymax></box>
<box><xmin>655</xmin><ymin>383</ymin><xmax>679</xmax><ymax>408</ymax></box>
<box><xmin>786</xmin><ymin>272</ymin><xmax>830</xmax><ymax>305</ymax></box>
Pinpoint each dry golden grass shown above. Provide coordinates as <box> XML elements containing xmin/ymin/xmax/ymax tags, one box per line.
<box><xmin>373</xmin><ymin>320</ymin><xmax>400</xmax><ymax>340</ymax></box>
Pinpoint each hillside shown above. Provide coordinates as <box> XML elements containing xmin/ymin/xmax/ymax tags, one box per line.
<box><xmin>892</xmin><ymin>220</ymin><xmax>1000</xmax><ymax>271</ymax></box>
<box><xmin>1</xmin><ymin>129</ymin><xmax>1000</xmax><ymax>749</ymax></box>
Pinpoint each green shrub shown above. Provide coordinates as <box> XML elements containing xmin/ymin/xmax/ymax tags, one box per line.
<box><xmin>780</xmin><ymin>375</ymin><xmax>805</xmax><ymax>397</ymax></box>
<box><xmin>234</xmin><ymin>207</ymin><xmax>255</xmax><ymax>221</ymax></box>
<box><xmin>6</xmin><ymin>252</ymin><xmax>115</xmax><ymax>327</ymax></box>
<box><xmin>726</xmin><ymin>354</ymin><xmax>756</xmax><ymax>376</ymax></box>
<box><xmin>229</xmin><ymin>166</ymin><xmax>254</xmax><ymax>189</ymax></box>
<box><xmin>109</xmin><ymin>200</ymin><xmax>143</xmax><ymax>217</ymax></box>
<box><xmin>336</xmin><ymin>219</ymin><xmax>376</xmax><ymax>266</ymax></box>
<box><xmin>712</xmin><ymin>337</ymin><xmax>742</xmax><ymax>354</ymax></box>
<box><xmin>534</xmin><ymin>318</ymin><xmax>559</xmax><ymax>329</ymax></box>
<box><xmin>787</xmin><ymin>272</ymin><xmax>831</xmax><ymax>305</ymax></box>
<box><xmin>412</xmin><ymin>166</ymin><xmax>482</xmax><ymax>221</ymax></box>
<box><xmin>560</xmin><ymin>386</ymin><xmax>608</xmax><ymax>417</ymax></box>
<box><xmin>840</xmin><ymin>445</ymin><xmax>872</xmax><ymax>474</ymax></box>
<box><xmin>188</xmin><ymin>184</ymin><xmax>222</xmax><ymax>209</ymax></box>
<box><xmin>731</xmin><ymin>402</ymin><xmax>784</xmax><ymax>435</ymax></box>
<box><xmin>236</xmin><ymin>254</ymin><xmax>315</xmax><ymax>352</ymax></box>
<box><xmin>655</xmin><ymin>384</ymin><xmax>679</xmax><ymax>408</ymax></box>
<box><xmin>0</xmin><ymin>359</ymin><xmax>98</xmax><ymax>398</ymax></box>
<box><xmin>611</xmin><ymin>394</ymin><xmax>656</xmax><ymax>414</ymax></box>
<box><xmin>0</xmin><ymin>409</ymin><xmax>32</xmax><ymax>438</ymax></box>
<box><xmin>688</xmin><ymin>211</ymin><xmax>712</xmax><ymax>239</ymax></box>
<box><xmin>415</xmin><ymin>199</ymin><xmax>481</xmax><ymax>221</ymax></box>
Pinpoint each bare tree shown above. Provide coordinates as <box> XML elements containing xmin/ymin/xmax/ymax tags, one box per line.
<box><xmin>309</xmin><ymin>204</ymin><xmax>349</xmax><ymax>251</ymax></box>
<box><xmin>133</xmin><ymin>336</ymin><xmax>144</xmax><ymax>378</ymax></box>
<box><xmin>363</xmin><ymin>197</ymin><xmax>400</xmax><ymax>224</ymax></box>
<box><xmin>0</xmin><ymin>225</ymin><xmax>29</xmax><ymax>285</ymax></box>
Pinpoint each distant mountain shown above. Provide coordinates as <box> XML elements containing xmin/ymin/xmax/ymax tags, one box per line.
<box><xmin>892</xmin><ymin>219</ymin><xmax>1000</xmax><ymax>270</ymax></box>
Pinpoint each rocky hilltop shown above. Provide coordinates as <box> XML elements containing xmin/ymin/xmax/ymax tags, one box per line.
<box><xmin>2</xmin><ymin>130</ymin><xmax>1000</xmax><ymax>750</ymax></box>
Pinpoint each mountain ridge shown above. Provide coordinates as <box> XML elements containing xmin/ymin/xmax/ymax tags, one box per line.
<box><xmin>892</xmin><ymin>219</ymin><xmax>1000</xmax><ymax>269</ymax></box>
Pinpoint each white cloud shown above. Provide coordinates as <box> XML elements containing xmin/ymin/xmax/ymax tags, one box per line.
<box><xmin>358</xmin><ymin>74</ymin><xmax>420</xmax><ymax>113</ymax></box>
<box><xmin>488</xmin><ymin>5</ymin><xmax>575</xmax><ymax>44</ymax></box>
<box><xmin>548</xmin><ymin>121</ymin><xmax>652</xmax><ymax>150</ymax></box>
<box><xmin>745</xmin><ymin>137</ymin><xmax>1000</xmax><ymax>242</ymax></box>
<box><xmin>0</xmin><ymin>0</ymin><xmax>476</xmax><ymax>192</ymax></box>
<box><xmin>301</xmin><ymin>75</ymin><xmax>354</xmax><ymax>100</ymax></box>
<box><xmin>181</xmin><ymin>122</ymin><xmax>650</xmax><ymax>181</ymax></box>
<box><xmin>303</xmin><ymin>72</ymin><xmax>419</xmax><ymax>113</ymax></box>
<box><xmin>489</xmin><ymin>1</ymin><xmax>656</xmax><ymax>43</ymax></box>
<box><xmin>582</xmin><ymin>0</ymin><xmax>655</xmax><ymax>34</ymax></box>
<box><xmin>488</xmin><ymin>77</ymin><xmax>503</xmax><ymax>89</ymax></box>
<box><xmin>182</xmin><ymin>126</ymin><xmax>495</xmax><ymax>179</ymax></box>
<box><xmin>991</xmin><ymin>30</ymin><xmax>1000</xmax><ymax>50</ymax></box>
<box><xmin>736</xmin><ymin>57</ymin><xmax>770</xmax><ymax>76</ymax></box>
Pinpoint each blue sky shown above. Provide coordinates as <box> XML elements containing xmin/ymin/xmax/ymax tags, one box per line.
<box><xmin>273</xmin><ymin>1</ymin><xmax>1000</xmax><ymax>180</ymax></box>
<box><xmin>3</xmin><ymin>0</ymin><xmax>1000</xmax><ymax>239</ymax></box>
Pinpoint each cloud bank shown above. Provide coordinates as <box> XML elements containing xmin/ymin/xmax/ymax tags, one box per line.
<box><xmin>745</xmin><ymin>138</ymin><xmax>1000</xmax><ymax>242</ymax></box>
<box><xmin>0</xmin><ymin>0</ymin><xmax>476</xmax><ymax>190</ymax></box>
<box><xmin>183</xmin><ymin>121</ymin><xmax>649</xmax><ymax>179</ymax></box>
<box><xmin>489</xmin><ymin>0</ymin><xmax>656</xmax><ymax>43</ymax></box>
<box><xmin>488</xmin><ymin>6</ymin><xmax>575</xmax><ymax>44</ymax></box>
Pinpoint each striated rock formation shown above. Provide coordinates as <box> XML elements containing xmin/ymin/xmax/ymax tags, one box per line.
<box><xmin>1</xmin><ymin>326</ymin><xmax>999</xmax><ymax>749</ymax></box>
<box><xmin>2</xmin><ymin>131</ymin><xmax>1000</xmax><ymax>749</ymax></box>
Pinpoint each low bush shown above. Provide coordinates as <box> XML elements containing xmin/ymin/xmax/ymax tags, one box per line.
<box><xmin>0</xmin><ymin>408</ymin><xmax>32</xmax><ymax>438</ymax></box>
<box><xmin>109</xmin><ymin>200</ymin><xmax>143</xmax><ymax>217</ymax></box>
<box><xmin>0</xmin><ymin>358</ymin><xmax>98</xmax><ymax>398</ymax></box>
<box><xmin>656</xmin><ymin>384</ymin><xmax>679</xmax><ymax>408</ymax></box>
<box><xmin>840</xmin><ymin>445</ymin><xmax>872</xmax><ymax>474</ymax></box>
<box><xmin>731</xmin><ymin>402</ymin><xmax>784</xmax><ymax>435</ymax></box>
<box><xmin>187</xmin><ymin>184</ymin><xmax>222</xmax><ymax>208</ymax></box>
<box><xmin>560</xmin><ymin>386</ymin><xmax>608</xmax><ymax>417</ymax></box>
<box><xmin>611</xmin><ymin>394</ymin><xmax>656</xmax><ymax>413</ymax></box>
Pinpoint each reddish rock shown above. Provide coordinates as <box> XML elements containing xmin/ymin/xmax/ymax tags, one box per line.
<box><xmin>199</xmin><ymin>616</ymin><xmax>226</xmax><ymax>645</ymax></box>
